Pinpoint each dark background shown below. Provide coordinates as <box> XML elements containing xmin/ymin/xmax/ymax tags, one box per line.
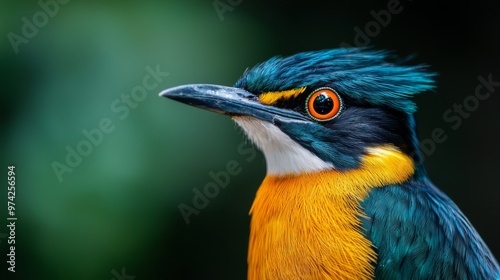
<box><xmin>1</xmin><ymin>0</ymin><xmax>499</xmax><ymax>279</ymax></box>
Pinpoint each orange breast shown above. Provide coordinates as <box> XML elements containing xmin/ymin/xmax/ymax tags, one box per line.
<box><xmin>247</xmin><ymin>145</ymin><xmax>415</xmax><ymax>280</ymax></box>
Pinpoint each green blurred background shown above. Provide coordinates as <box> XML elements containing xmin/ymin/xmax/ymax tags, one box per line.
<box><xmin>1</xmin><ymin>0</ymin><xmax>499</xmax><ymax>279</ymax></box>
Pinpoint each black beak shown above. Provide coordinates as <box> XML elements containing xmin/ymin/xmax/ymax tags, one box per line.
<box><xmin>159</xmin><ymin>84</ymin><xmax>308</xmax><ymax>123</ymax></box>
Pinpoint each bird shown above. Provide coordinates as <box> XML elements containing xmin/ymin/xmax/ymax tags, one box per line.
<box><xmin>159</xmin><ymin>48</ymin><xmax>500</xmax><ymax>279</ymax></box>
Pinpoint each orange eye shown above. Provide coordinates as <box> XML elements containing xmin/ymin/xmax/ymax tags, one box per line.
<box><xmin>305</xmin><ymin>88</ymin><xmax>342</xmax><ymax>121</ymax></box>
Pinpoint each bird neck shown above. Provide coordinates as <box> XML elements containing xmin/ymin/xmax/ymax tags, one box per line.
<box><xmin>248</xmin><ymin>145</ymin><xmax>415</xmax><ymax>279</ymax></box>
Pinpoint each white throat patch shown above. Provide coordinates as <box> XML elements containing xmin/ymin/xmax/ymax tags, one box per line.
<box><xmin>233</xmin><ymin>117</ymin><xmax>334</xmax><ymax>175</ymax></box>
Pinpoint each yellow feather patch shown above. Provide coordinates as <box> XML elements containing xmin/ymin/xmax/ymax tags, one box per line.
<box><xmin>258</xmin><ymin>87</ymin><xmax>307</xmax><ymax>105</ymax></box>
<box><xmin>248</xmin><ymin>145</ymin><xmax>415</xmax><ymax>280</ymax></box>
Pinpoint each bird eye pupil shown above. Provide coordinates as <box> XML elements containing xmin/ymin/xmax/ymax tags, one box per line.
<box><xmin>306</xmin><ymin>88</ymin><xmax>342</xmax><ymax>121</ymax></box>
<box><xmin>313</xmin><ymin>93</ymin><xmax>334</xmax><ymax>115</ymax></box>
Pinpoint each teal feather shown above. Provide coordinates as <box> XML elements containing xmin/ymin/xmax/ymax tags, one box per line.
<box><xmin>361</xmin><ymin>179</ymin><xmax>500</xmax><ymax>279</ymax></box>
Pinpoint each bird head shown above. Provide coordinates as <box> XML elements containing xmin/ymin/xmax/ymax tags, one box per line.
<box><xmin>160</xmin><ymin>48</ymin><xmax>435</xmax><ymax>176</ymax></box>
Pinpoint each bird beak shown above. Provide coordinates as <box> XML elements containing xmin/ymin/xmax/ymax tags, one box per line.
<box><xmin>159</xmin><ymin>84</ymin><xmax>308</xmax><ymax>123</ymax></box>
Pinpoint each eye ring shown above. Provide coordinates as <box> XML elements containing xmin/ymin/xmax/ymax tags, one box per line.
<box><xmin>305</xmin><ymin>87</ymin><xmax>343</xmax><ymax>121</ymax></box>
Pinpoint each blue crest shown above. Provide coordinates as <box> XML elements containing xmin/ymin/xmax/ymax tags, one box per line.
<box><xmin>235</xmin><ymin>48</ymin><xmax>436</xmax><ymax>113</ymax></box>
